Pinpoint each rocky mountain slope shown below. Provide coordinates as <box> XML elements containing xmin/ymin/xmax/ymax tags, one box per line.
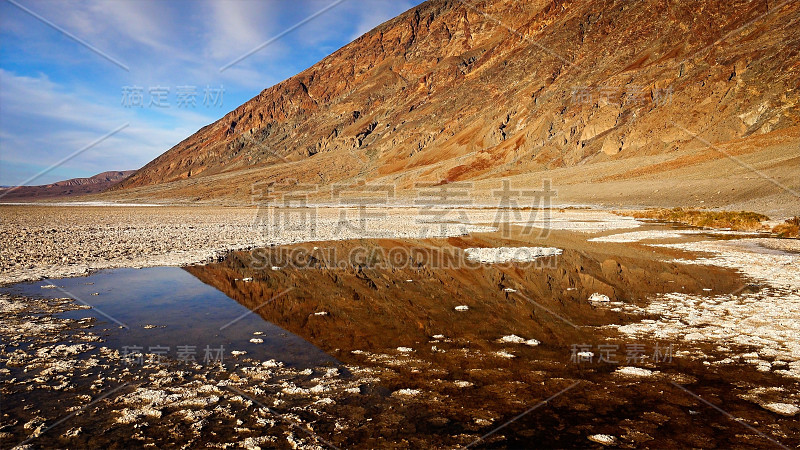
<box><xmin>0</xmin><ymin>170</ymin><xmax>135</xmax><ymax>201</ymax></box>
<box><xmin>113</xmin><ymin>0</ymin><xmax>799</xmax><ymax>211</ymax></box>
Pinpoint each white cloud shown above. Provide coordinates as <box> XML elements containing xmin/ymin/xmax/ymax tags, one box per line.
<box><xmin>0</xmin><ymin>69</ymin><xmax>212</xmax><ymax>185</ymax></box>
<box><xmin>61</xmin><ymin>0</ymin><xmax>181</xmax><ymax>57</ymax></box>
<box><xmin>203</xmin><ymin>0</ymin><xmax>284</xmax><ymax>63</ymax></box>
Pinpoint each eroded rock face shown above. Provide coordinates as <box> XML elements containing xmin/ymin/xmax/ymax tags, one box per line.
<box><xmin>580</xmin><ymin>105</ymin><xmax>620</xmax><ymax>142</ymax></box>
<box><xmin>115</xmin><ymin>0</ymin><xmax>800</xmax><ymax>195</ymax></box>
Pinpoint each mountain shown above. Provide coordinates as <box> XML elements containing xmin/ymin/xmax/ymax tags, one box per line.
<box><xmin>0</xmin><ymin>170</ymin><xmax>136</xmax><ymax>201</ymax></box>
<box><xmin>113</xmin><ymin>0</ymin><xmax>799</xmax><ymax>212</ymax></box>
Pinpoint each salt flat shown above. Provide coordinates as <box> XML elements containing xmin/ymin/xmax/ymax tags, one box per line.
<box><xmin>0</xmin><ymin>205</ymin><xmax>633</xmax><ymax>284</ymax></box>
<box><xmin>2</xmin><ymin>204</ymin><xmax>798</xmax><ymax>448</ymax></box>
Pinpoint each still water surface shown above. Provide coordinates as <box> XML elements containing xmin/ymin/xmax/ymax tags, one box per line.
<box><xmin>1</xmin><ymin>267</ymin><xmax>338</xmax><ymax>368</ymax></box>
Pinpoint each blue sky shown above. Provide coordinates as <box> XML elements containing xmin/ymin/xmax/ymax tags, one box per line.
<box><xmin>0</xmin><ymin>0</ymin><xmax>423</xmax><ymax>186</ymax></box>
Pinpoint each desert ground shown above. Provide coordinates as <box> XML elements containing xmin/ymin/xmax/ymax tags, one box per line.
<box><xmin>1</xmin><ymin>204</ymin><xmax>799</xmax><ymax>448</ymax></box>
<box><xmin>2</xmin><ymin>0</ymin><xmax>799</xmax><ymax>447</ymax></box>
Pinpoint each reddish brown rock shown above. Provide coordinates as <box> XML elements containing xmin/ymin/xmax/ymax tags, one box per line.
<box><xmin>112</xmin><ymin>0</ymin><xmax>800</xmax><ymax>206</ymax></box>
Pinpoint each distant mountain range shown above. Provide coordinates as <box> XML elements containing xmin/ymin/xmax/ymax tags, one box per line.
<box><xmin>0</xmin><ymin>170</ymin><xmax>135</xmax><ymax>202</ymax></box>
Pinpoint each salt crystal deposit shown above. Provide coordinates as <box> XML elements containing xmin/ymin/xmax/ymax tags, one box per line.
<box><xmin>464</xmin><ymin>247</ymin><xmax>562</xmax><ymax>263</ymax></box>
<box><xmin>588</xmin><ymin>434</ymin><xmax>617</xmax><ymax>445</ymax></box>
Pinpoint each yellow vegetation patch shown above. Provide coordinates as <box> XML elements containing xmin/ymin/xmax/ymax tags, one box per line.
<box><xmin>772</xmin><ymin>217</ymin><xmax>799</xmax><ymax>238</ymax></box>
<box><xmin>620</xmin><ymin>208</ymin><xmax>770</xmax><ymax>232</ymax></box>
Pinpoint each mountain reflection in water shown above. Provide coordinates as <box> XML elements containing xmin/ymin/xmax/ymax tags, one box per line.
<box><xmin>178</xmin><ymin>234</ymin><xmax>800</xmax><ymax>448</ymax></box>
<box><xmin>186</xmin><ymin>235</ymin><xmax>741</xmax><ymax>360</ymax></box>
